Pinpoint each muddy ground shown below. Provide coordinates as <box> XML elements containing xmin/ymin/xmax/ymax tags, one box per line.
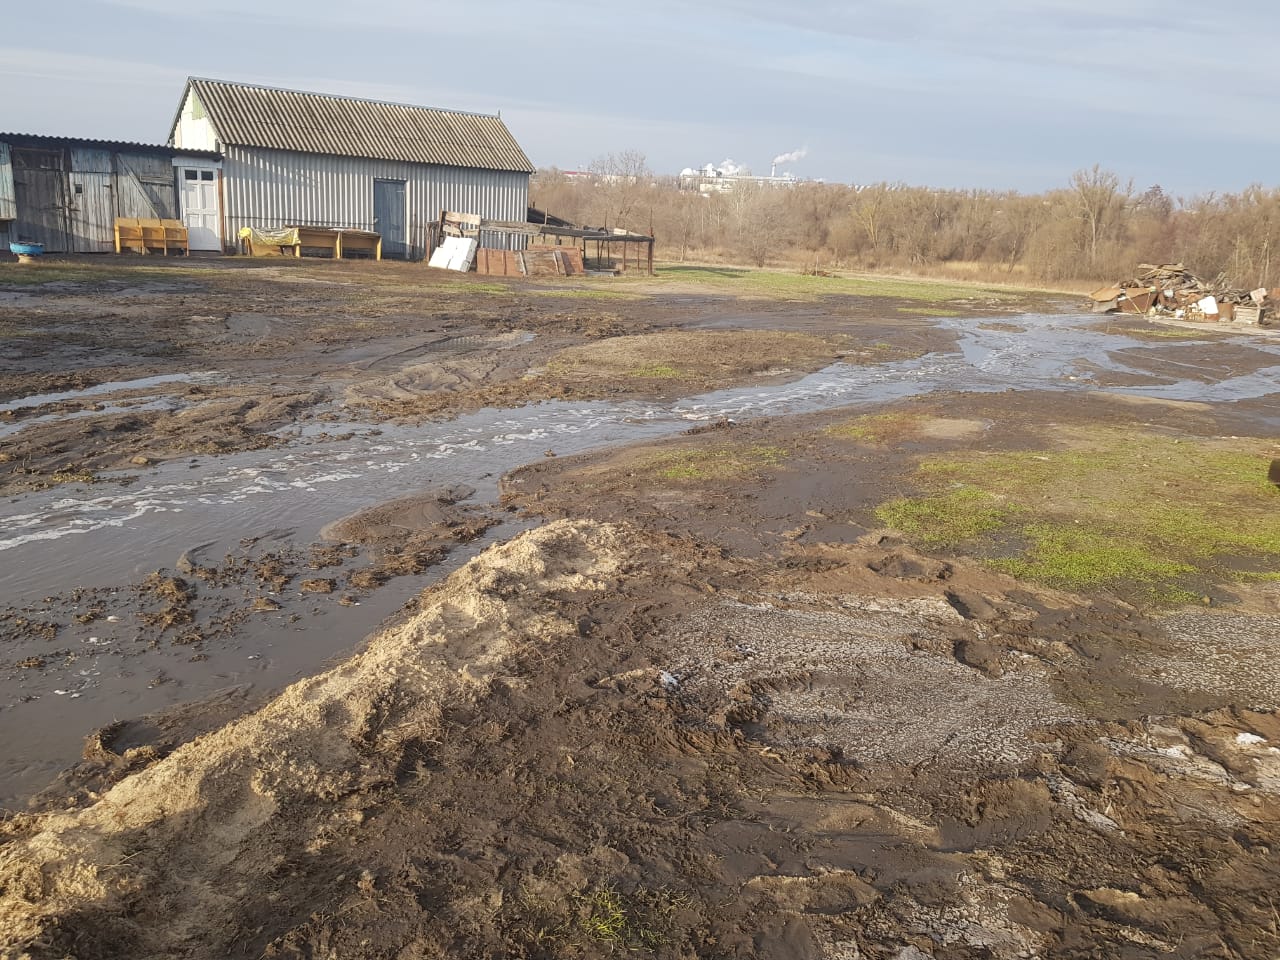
<box><xmin>2</xmin><ymin>258</ymin><xmax>1280</xmax><ymax>959</ymax></box>
<box><xmin>0</xmin><ymin>258</ymin><xmax>968</xmax><ymax>495</ymax></box>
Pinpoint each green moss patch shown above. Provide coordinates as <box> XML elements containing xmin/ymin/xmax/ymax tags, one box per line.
<box><xmin>628</xmin><ymin>362</ymin><xmax>683</xmax><ymax>379</ymax></box>
<box><xmin>646</xmin><ymin>443</ymin><xmax>788</xmax><ymax>482</ymax></box>
<box><xmin>874</xmin><ymin>428</ymin><xmax>1280</xmax><ymax>602</ymax></box>
<box><xmin>827</xmin><ymin>412</ymin><xmax>927</xmax><ymax>444</ymax></box>
<box><xmin>876</xmin><ymin>485</ymin><xmax>1011</xmax><ymax>546</ymax></box>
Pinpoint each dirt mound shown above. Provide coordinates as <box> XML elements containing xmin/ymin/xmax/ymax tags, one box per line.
<box><xmin>320</xmin><ymin>485</ymin><xmax>495</xmax><ymax>588</ymax></box>
<box><xmin>0</xmin><ymin>520</ymin><xmax>629</xmax><ymax>955</ymax></box>
<box><xmin>3</xmin><ymin>521</ymin><xmax>1280</xmax><ymax>958</ymax></box>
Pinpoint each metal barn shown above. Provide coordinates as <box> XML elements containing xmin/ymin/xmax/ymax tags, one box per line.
<box><xmin>0</xmin><ymin>135</ymin><xmax>219</xmax><ymax>253</ymax></box>
<box><xmin>168</xmin><ymin>78</ymin><xmax>534</xmax><ymax>259</ymax></box>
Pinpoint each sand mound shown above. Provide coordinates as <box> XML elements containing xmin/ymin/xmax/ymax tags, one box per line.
<box><xmin>0</xmin><ymin>519</ymin><xmax>626</xmax><ymax>956</ymax></box>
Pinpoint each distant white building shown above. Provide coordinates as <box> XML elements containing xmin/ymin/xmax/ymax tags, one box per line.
<box><xmin>678</xmin><ymin>160</ymin><xmax>800</xmax><ymax>194</ymax></box>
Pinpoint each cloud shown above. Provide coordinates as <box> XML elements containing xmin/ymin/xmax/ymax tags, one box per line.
<box><xmin>0</xmin><ymin>47</ymin><xmax>183</xmax><ymax>87</ymax></box>
<box><xmin>10</xmin><ymin>0</ymin><xmax>1280</xmax><ymax>192</ymax></box>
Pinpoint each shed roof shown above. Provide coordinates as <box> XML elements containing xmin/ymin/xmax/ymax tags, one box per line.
<box><xmin>0</xmin><ymin>132</ymin><xmax>219</xmax><ymax>159</ymax></box>
<box><xmin>176</xmin><ymin>78</ymin><xmax>533</xmax><ymax>174</ymax></box>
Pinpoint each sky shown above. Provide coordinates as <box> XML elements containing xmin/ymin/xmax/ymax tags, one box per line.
<box><xmin>2</xmin><ymin>0</ymin><xmax>1278</xmax><ymax>195</ymax></box>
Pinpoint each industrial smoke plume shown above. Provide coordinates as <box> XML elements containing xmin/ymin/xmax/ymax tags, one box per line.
<box><xmin>772</xmin><ymin>148</ymin><xmax>807</xmax><ymax>166</ymax></box>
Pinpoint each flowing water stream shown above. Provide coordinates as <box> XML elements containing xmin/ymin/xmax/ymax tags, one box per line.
<box><xmin>2</xmin><ymin>312</ymin><xmax>1278</xmax><ymax>803</ymax></box>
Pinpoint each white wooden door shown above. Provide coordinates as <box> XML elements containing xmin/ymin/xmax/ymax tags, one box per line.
<box><xmin>179</xmin><ymin>167</ymin><xmax>220</xmax><ymax>250</ymax></box>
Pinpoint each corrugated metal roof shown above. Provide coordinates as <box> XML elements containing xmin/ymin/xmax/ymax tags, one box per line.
<box><xmin>0</xmin><ymin>132</ymin><xmax>219</xmax><ymax>159</ymax></box>
<box><xmin>184</xmin><ymin>78</ymin><xmax>533</xmax><ymax>174</ymax></box>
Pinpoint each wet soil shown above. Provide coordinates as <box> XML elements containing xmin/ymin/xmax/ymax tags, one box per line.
<box><xmin>3</xmin><ymin>258</ymin><xmax>1280</xmax><ymax>958</ymax></box>
<box><xmin>2</xmin><ymin>521</ymin><xmax>1278</xmax><ymax>959</ymax></box>
<box><xmin>0</xmin><ymin>258</ymin><xmax>968</xmax><ymax>495</ymax></box>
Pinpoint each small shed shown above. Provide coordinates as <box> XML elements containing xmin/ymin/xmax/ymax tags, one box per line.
<box><xmin>0</xmin><ymin>134</ymin><xmax>219</xmax><ymax>253</ymax></box>
<box><xmin>168</xmin><ymin>78</ymin><xmax>534</xmax><ymax>259</ymax></box>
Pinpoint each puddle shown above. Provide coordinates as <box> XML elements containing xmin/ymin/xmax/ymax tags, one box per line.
<box><xmin>1</xmin><ymin>311</ymin><xmax>1279</xmax><ymax>805</ymax></box>
<box><xmin>0</xmin><ymin>397</ymin><xmax>179</xmax><ymax>441</ymax></box>
<box><xmin>0</xmin><ymin>372</ymin><xmax>222</xmax><ymax>414</ymax></box>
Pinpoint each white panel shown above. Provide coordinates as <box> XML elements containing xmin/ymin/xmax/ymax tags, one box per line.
<box><xmin>428</xmin><ymin>236</ymin><xmax>477</xmax><ymax>271</ymax></box>
<box><xmin>174</xmin><ymin>89</ymin><xmax>220</xmax><ymax>152</ymax></box>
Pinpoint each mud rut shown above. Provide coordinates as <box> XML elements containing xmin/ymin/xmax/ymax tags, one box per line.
<box><xmin>2</xmin><ymin>264</ymin><xmax>1280</xmax><ymax>959</ymax></box>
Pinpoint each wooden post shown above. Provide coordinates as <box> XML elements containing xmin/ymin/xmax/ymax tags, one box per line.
<box><xmin>217</xmin><ymin>168</ymin><xmax>228</xmax><ymax>253</ymax></box>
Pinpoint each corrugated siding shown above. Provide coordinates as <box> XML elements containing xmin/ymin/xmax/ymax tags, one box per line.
<box><xmin>224</xmin><ymin>146</ymin><xmax>529</xmax><ymax>259</ymax></box>
<box><xmin>191</xmin><ymin>78</ymin><xmax>533</xmax><ymax>173</ymax></box>
<box><xmin>0</xmin><ymin>143</ymin><xmax>16</xmax><ymax>222</ymax></box>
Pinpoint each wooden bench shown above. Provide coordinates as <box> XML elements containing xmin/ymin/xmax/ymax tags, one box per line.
<box><xmin>284</xmin><ymin>226</ymin><xmax>381</xmax><ymax>260</ymax></box>
<box><xmin>239</xmin><ymin>226</ymin><xmax>382</xmax><ymax>260</ymax></box>
<box><xmin>115</xmin><ymin>218</ymin><xmax>189</xmax><ymax>256</ymax></box>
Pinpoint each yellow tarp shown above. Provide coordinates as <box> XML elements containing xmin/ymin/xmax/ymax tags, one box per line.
<box><xmin>237</xmin><ymin>226</ymin><xmax>300</xmax><ymax>255</ymax></box>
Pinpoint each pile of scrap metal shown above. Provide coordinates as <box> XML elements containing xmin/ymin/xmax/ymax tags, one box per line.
<box><xmin>1089</xmin><ymin>263</ymin><xmax>1273</xmax><ymax>325</ymax></box>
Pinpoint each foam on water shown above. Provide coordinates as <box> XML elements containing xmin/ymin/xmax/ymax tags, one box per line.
<box><xmin>2</xmin><ymin>313</ymin><xmax>1277</xmax><ymax>593</ymax></box>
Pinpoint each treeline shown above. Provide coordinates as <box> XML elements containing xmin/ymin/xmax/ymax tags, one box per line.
<box><xmin>531</xmin><ymin>157</ymin><xmax>1280</xmax><ymax>289</ymax></box>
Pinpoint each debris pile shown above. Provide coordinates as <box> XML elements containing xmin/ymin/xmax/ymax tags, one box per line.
<box><xmin>1089</xmin><ymin>263</ymin><xmax>1273</xmax><ymax>325</ymax></box>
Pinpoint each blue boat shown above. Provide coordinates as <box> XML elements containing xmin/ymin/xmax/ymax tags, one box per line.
<box><xmin>9</xmin><ymin>241</ymin><xmax>44</xmax><ymax>257</ymax></box>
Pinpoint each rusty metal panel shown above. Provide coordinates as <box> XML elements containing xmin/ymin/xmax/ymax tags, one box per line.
<box><xmin>9</xmin><ymin>146</ymin><xmax>68</xmax><ymax>250</ymax></box>
<box><xmin>1117</xmin><ymin>288</ymin><xmax>1157</xmax><ymax>314</ymax></box>
<box><xmin>558</xmin><ymin>247</ymin><xmax>584</xmax><ymax>275</ymax></box>
<box><xmin>475</xmin><ymin>248</ymin><xmax>523</xmax><ymax>276</ymax></box>
<box><xmin>223</xmin><ymin>146</ymin><xmax>529</xmax><ymax>260</ymax></box>
<box><xmin>0</xmin><ymin>143</ymin><xmax>15</xmax><ymax>222</ymax></box>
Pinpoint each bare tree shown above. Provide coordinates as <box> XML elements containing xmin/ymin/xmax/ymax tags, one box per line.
<box><xmin>850</xmin><ymin>184</ymin><xmax>892</xmax><ymax>255</ymax></box>
<box><xmin>1071</xmin><ymin>164</ymin><xmax>1132</xmax><ymax>265</ymax></box>
<box><xmin>662</xmin><ymin>188</ymin><xmax>705</xmax><ymax>262</ymax></box>
<box><xmin>588</xmin><ymin>150</ymin><xmax>652</xmax><ymax>230</ymax></box>
<box><xmin>725</xmin><ymin>182</ymin><xmax>788</xmax><ymax>268</ymax></box>
<box><xmin>531</xmin><ymin>161</ymin><xmax>1280</xmax><ymax>289</ymax></box>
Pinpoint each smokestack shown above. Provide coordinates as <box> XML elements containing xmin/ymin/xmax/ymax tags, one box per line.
<box><xmin>771</xmin><ymin>147</ymin><xmax>808</xmax><ymax>167</ymax></box>
<box><xmin>771</xmin><ymin>162</ymin><xmax>776</xmax><ymax>178</ymax></box>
